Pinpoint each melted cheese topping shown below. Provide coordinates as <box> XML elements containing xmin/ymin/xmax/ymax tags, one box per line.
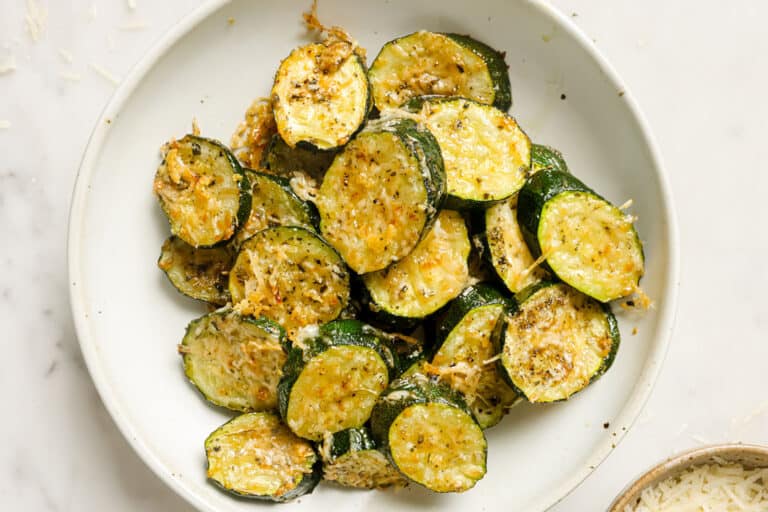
<box><xmin>158</xmin><ymin>236</ymin><xmax>233</xmax><ymax>305</ymax></box>
<box><xmin>206</xmin><ymin>413</ymin><xmax>316</xmax><ymax>498</ymax></box>
<box><xmin>323</xmin><ymin>449</ymin><xmax>407</xmax><ymax>489</ymax></box>
<box><xmin>539</xmin><ymin>192</ymin><xmax>644</xmax><ymax>302</ymax></box>
<box><xmin>627</xmin><ymin>463</ymin><xmax>768</xmax><ymax>511</ymax></box>
<box><xmin>230</xmin><ymin>98</ymin><xmax>277</xmax><ymax>168</ymax></box>
<box><xmin>286</xmin><ymin>346</ymin><xmax>388</xmax><ymax>441</ymax></box>
<box><xmin>184</xmin><ymin>311</ymin><xmax>285</xmax><ymax>411</ymax></box>
<box><xmin>153</xmin><ymin>138</ymin><xmax>241</xmax><ymax>247</ymax></box>
<box><xmin>486</xmin><ymin>196</ymin><xmax>546</xmax><ymax>292</ymax></box>
<box><xmin>363</xmin><ymin>210</ymin><xmax>470</xmax><ymax>318</ymax></box>
<box><xmin>272</xmin><ymin>43</ymin><xmax>368</xmax><ymax>150</ymax></box>
<box><xmin>501</xmin><ymin>283</ymin><xmax>614</xmax><ymax>402</ymax></box>
<box><xmin>318</xmin><ymin>130</ymin><xmax>428</xmax><ymax>273</ymax></box>
<box><xmin>229</xmin><ymin>228</ymin><xmax>349</xmax><ymax>340</ymax></box>
<box><xmin>369</xmin><ymin>31</ymin><xmax>494</xmax><ymax>110</ymax></box>
<box><xmin>420</xmin><ymin>99</ymin><xmax>530</xmax><ymax>202</ymax></box>
<box><xmin>232</xmin><ymin>172</ymin><xmax>314</xmax><ymax>249</ymax></box>
<box><xmin>389</xmin><ymin>403</ymin><xmax>486</xmax><ymax>492</ymax></box>
<box><xmin>432</xmin><ymin>305</ymin><xmax>517</xmax><ymax>429</ymax></box>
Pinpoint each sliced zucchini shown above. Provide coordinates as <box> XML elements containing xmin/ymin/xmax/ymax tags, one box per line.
<box><xmin>370</xmin><ymin>376</ymin><xmax>487</xmax><ymax>493</ymax></box>
<box><xmin>272</xmin><ymin>42</ymin><xmax>371</xmax><ymax>151</ymax></box>
<box><xmin>231</xmin><ymin>169</ymin><xmax>317</xmax><ymax>249</ymax></box>
<box><xmin>369</xmin><ymin>31</ymin><xmax>511</xmax><ymax>111</ymax></box>
<box><xmin>407</xmin><ymin>96</ymin><xmax>531</xmax><ymax>208</ymax></box>
<box><xmin>278</xmin><ymin>320</ymin><xmax>394</xmax><ymax>441</ymax></box>
<box><xmin>362</xmin><ymin>210</ymin><xmax>470</xmax><ymax>324</ymax></box>
<box><xmin>517</xmin><ymin>169</ymin><xmax>645</xmax><ymax>302</ymax></box>
<box><xmin>531</xmin><ymin>144</ymin><xmax>569</xmax><ymax>174</ymax></box>
<box><xmin>157</xmin><ymin>236</ymin><xmax>233</xmax><ymax>305</ymax></box>
<box><xmin>483</xmin><ymin>196</ymin><xmax>548</xmax><ymax>293</ymax></box>
<box><xmin>261</xmin><ymin>134</ymin><xmax>336</xmax><ymax>182</ymax></box>
<box><xmin>320</xmin><ymin>427</ymin><xmax>407</xmax><ymax>489</ymax></box>
<box><xmin>431</xmin><ymin>284</ymin><xmax>518</xmax><ymax>429</ymax></box>
<box><xmin>180</xmin><ymin>308</ymin><xmax>286</xmax><ymax>412</ymax></box>
<box><xmin>317</xmin><ymin>117</ymin><xmax>445</xmax><ymax>274</ymax></box>
<box><xmin>205</xmin><ymin>412</ymin><xmax>320</xmax><ymax>502</ymax></box>
<box><xmin>228</xmin><ymin>226</ymin><xmax>349</xmax><ymax>339</ymax></box>
<box><xmin>495</xmin><ymin>281</ymin><xmax>620</xmax><ymax>403</ymax></box>
<box><xmin>153</xmin><ymin>135</ymin><xmax>250</xmax><ymax>248</ymax></box>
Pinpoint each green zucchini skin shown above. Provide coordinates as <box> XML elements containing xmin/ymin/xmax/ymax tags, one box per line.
<box><xmin>517</xmin><ymin>169</ymin><xmax>645</xmax><ymax>301</ymax></box>
<box><xmin>531</xmin><ymin>144</ymin><xmax>569</xmax><ymax>174</ymax></box>
<box><xmin>317</xmin><ymin>116</ymin><xmax>446</xmax><ymax>274</ymax></box>
<box><xmin>157</xmin><ymin>236</ymin><xmax>234</xmax><ymax>305</ymax></box>
<box><xmin>154</xmin><ymin>134</ymin><xmax>251</xmax><ymax>248</ymax></box>
<box><xmin>493</xmin><ymin>281</ymin><xmax>620</xmax><ymax>403</ymax></box>
<box><xmin>205</xmin><ymin>412</ymin><xmax>321</xmax><ymax>502</ymax></box>
<box><xmin>369</xmin><ymin>31</ymin><xmax>511</xmax><ymax>111</ymax></box>
<box><xmin>260</xmin><ymin>135</ymin><xmax>337</xmax><ymax>182</ymax></box>
<box><xmin>323</xmin><ymin>426</ymin><xmax>377</xmax><ymax>460</ymax></box>
<box><xmin>405</xmin><ymin>96</ymin><xmax>531</xmax><ymax>210</ymax></box>
<box><xmin>233</xmin><ymin>169</ymin><xmax>319</xmax><ymax>247</ymax></box>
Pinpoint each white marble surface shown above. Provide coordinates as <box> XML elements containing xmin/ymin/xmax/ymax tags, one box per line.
<box><xmin>1</xmin><ymin>1</ymin><xmax>767</xmax><ymax>510</ymax></box>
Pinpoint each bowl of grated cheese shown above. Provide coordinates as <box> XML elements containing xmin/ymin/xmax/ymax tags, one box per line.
<box><xmin>610</xmin><ymin>444</ymin><xmax>768</xmax><ymax>511</ymax></box>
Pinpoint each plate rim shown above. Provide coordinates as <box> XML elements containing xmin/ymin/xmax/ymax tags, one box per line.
<box><xmin>67</xmin><ymin>1</ymin><xmax>680</xmax><ymax>510</ymax></box>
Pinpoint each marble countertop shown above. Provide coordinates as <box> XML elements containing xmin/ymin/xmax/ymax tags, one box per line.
<box><xmin>2</xmin><ymin>0</ymin><xmax>767</xmax><ymax>510</ymax></box>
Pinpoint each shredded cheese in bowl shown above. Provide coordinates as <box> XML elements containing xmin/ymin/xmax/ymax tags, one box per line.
<box><xmin>625</xmin><ymin>462</ymin><xmax>768</xmax><ymax>511</ymax></box>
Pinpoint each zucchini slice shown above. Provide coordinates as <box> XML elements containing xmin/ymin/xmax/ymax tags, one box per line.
<box><xmin>261</xmin><ymin>134</ymin><xmax>336</xmax><ymax>182</ymax></box>
<box><xmin>531</xmin><ymin>144</ymin><xmax>569</xmax><ymax>174</ymax></box>
<box><xmin>317</xmin><ymin>117</ymin><xmax>446</xmax><ymax>274</ymax></box>
<box><xmin>370</xmin><ymin>376</ymin><xmax>487</xmax><ymax>493</ymax></box>
<box><xmin>408</xmin><ymin>96</ymin><xmax>531</xmax><ymax>209</ymax></box>
<box><xmin>431</xmin><ymin>284</ymin><xmax>518</xmax><ymax>429</ymax></box>
<box><xmin>181</xmin><ymin>308</ymin><xmax>286</xmax><ymax>411</ymax></box>
<box><xmin>157</xmin><ymin>236</ymin><xmax>233</xmax><ymax>305</ymax></box>
<box><xmin>369</xmin><ymin>31</ymin><xmax>511</xmax><ymax>111</ymax></box>
<box><xmin>517</xmin><ymin>169</ymin><xmax>645</xmax><ymax>302</ymax></box>
<box><xmin>320</xmin><ymin>427</ymin><xmax>407</xmax><ymax>489</ymax></box>
<box><xmin>495</xmin><ymin>282</ymin><xmax>620</xmax><ymax>403</ymax></box>
<box><xmin>272</xmin><ymin>42</ymin><xmax>371</xmax><ymax>151</ymax></box>
<box><xmin>232</xmin><ymin>169</ymin><xmax>317</xmax><ymax>249</ymax></box>
<box><xmin>205</xmin><ymin>412</ymin><xmax>320</xmax><ymax>502</ymax></box>
<box><xmin>229</xmin><ymin>226</ymin><xmax>350</xmax><ymax>339</ymax></box>
<box><xmin>362</xmin><ymin>210</ymin><xmax>470</xmax><ymax>324</ymax></box>
<box><xmin>153</xmin><ymin>135</ymin><xmax>250</xmax><ymax>248</ymax></box>
<box><xmin>483</xmin><ymin>196</ymin><xmax>548</xmax><ymax>293</ymax></box>
<box><xmin>278</xmin><ymin>320</ymin><xmax>394</xmax><ymax>441</ymax></box>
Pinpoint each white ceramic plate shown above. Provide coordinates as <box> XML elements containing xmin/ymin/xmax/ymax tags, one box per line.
<box><xmin>68</xmin><ymin>1</ymin><xmax>679</xmax><ymax>510</ymax></box>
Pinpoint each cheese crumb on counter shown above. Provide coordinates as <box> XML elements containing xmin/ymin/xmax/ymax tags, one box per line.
<box><xmin>0</xmin><ymin>55</ymin><xmax>16</xmax><ymax>74</ymax></box>
<box><xmin>25</xmin><ymin>0</ymin><xmax>48</xmax><ymax>42</ymax></box>
<box><xmin>90</xmin><ymin>63</ymin><xmax>121</xmax><ymax>86</ymax></box>
<box><xmin>0</xmin><ymin>120</ymin><xmax>11</xmax><ymax>130</ymax></box>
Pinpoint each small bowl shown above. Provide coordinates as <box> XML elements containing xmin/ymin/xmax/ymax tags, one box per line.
<box><xmin>609</xmin><ymin>444</ymin><xmax>768</xmax><ymax>511</ymax></box>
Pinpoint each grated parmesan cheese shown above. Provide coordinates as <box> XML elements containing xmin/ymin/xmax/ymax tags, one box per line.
<box><xmin>59</xmin><ymin>71</ymin><xmax>82</xmax><ymax>82</ymax></box>
<box><xmin>118</xmin><ymin>21</ymin><xmax>149</xmax><ymax>31</ymax></box>
<box><xmin>626</xmin><ymin>463</ymin><xmax>768</xmax><ymax>512</ymax></box>
<box><xmin>25</xmin><ymin>0</ymin><xmax>48</xmax><ymax>42</ymax></box>
<box><xmin>0</xmin><ymin>120</ymin><xmax>11</xmax><ymax>130</ymax></box>
<box><xmin>0</xmin><ymin>55</ymin><xmax>17</xmax><ymax>74</ymax></box>
<box><xmin>127</xmin><ymin>0</ymin><xmax>137</xmax><ymax>10</ymax></box>
<box><xmin>90</xmin><ymin>63</ymin><xmax>121</xmax><ymax>86</ymax></box>
<box><xmin>57</xmin><ymin>48</ymin><xmax>74</xmax><ymax>64</ymax></box>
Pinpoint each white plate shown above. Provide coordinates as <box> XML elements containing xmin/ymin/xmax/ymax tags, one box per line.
<box><xmin>68</xmin><ymin>1</ymin><xmax>679</xmax><ymax>510</ymax></box>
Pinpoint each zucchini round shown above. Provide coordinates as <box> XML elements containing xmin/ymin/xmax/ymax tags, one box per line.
<box><xmin>369</xmin><ymin>31</ymin><xmax>511</xmax><ymax>111</ymax></box>
<box><xmin>153</xmin><ymin>134</ymin><xmax>250</xmax><ymax>248</ymax></box>
<box><xmin>205</xmin><ymin>412</ymin><xmax>320</xmax><ymax>502</ymax></box>
<box><xmin>320</xmin><ymin>427</ymin><xmax>407</xmax><ymax>489</ymax></box>
<box><xmin>495</xmin><ymin>281</ymin><xmax>620</xmax><ymax>403</ymax></box>
<box><xmin>531</xmin><ymin>143</ymin><xmax>569</xmax><ymax>174</ymax></box>
<box><xmin>272</xmin><ymin>42</ymin><xmax>371</xmax><ymax>151</ymax></box>
<box><xmin>261</xmin><ymin>134</ymin><xmax>336</xmax><ymax>182</ymax></box>
<box><xmin>362</xmin><ymin>210</ymin><xmax>470</xmax><ymax>324</ymax></box>
<box><xmin>180</xmin><ymin>308</ymin><xmax>286</xmax><ymax>412</ymax></box>
<box><xmin>228</xmin><ymin>226</ymin><xmax>350</xmax><ymax>339</ymax></box>
<box><xmin>230</xmin><ymin>97</ymin><xmax>278</xmax><ymax>169</ymax></box>
<box><xmin>157</xmin><ymin>236</ymin><xmax>233</xmax><ymax>305</ymax></box>
<box><xmin>232</xmin><ymin>169</ymin><xmax>318</xmax><ymax>249</ymax></box>
<box><xmin>370</xmin><ymin>376</ymin><xmax>487</xmax><ymax>493</ymax></box>
<box><xmin>317</xmin><ymin>117</ymin><xmax>446</xmax><ymax>274</ymax></box>
<box><xmin>278</xmin><ymin>320</ymin><xmax>394</xmax><ymax>441</ymax></box>
<box><xmin>517</xmin><ymin>169</ymin><xmax>645</xmax><ymax>302</ymax></box>
<box><xmin>431</xmin><ymin>284</ymin><xmax>518</xmax><ymax>429</ymax></box>
<box><xmin>407</xmin><ymin>96</ymin><xmax>531</xmax><ymax>209</ymax></box>
<box><xmin>483</xmin><ymin>196</ymin><xmax>548</xmax><ymax>293</ymax></box>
